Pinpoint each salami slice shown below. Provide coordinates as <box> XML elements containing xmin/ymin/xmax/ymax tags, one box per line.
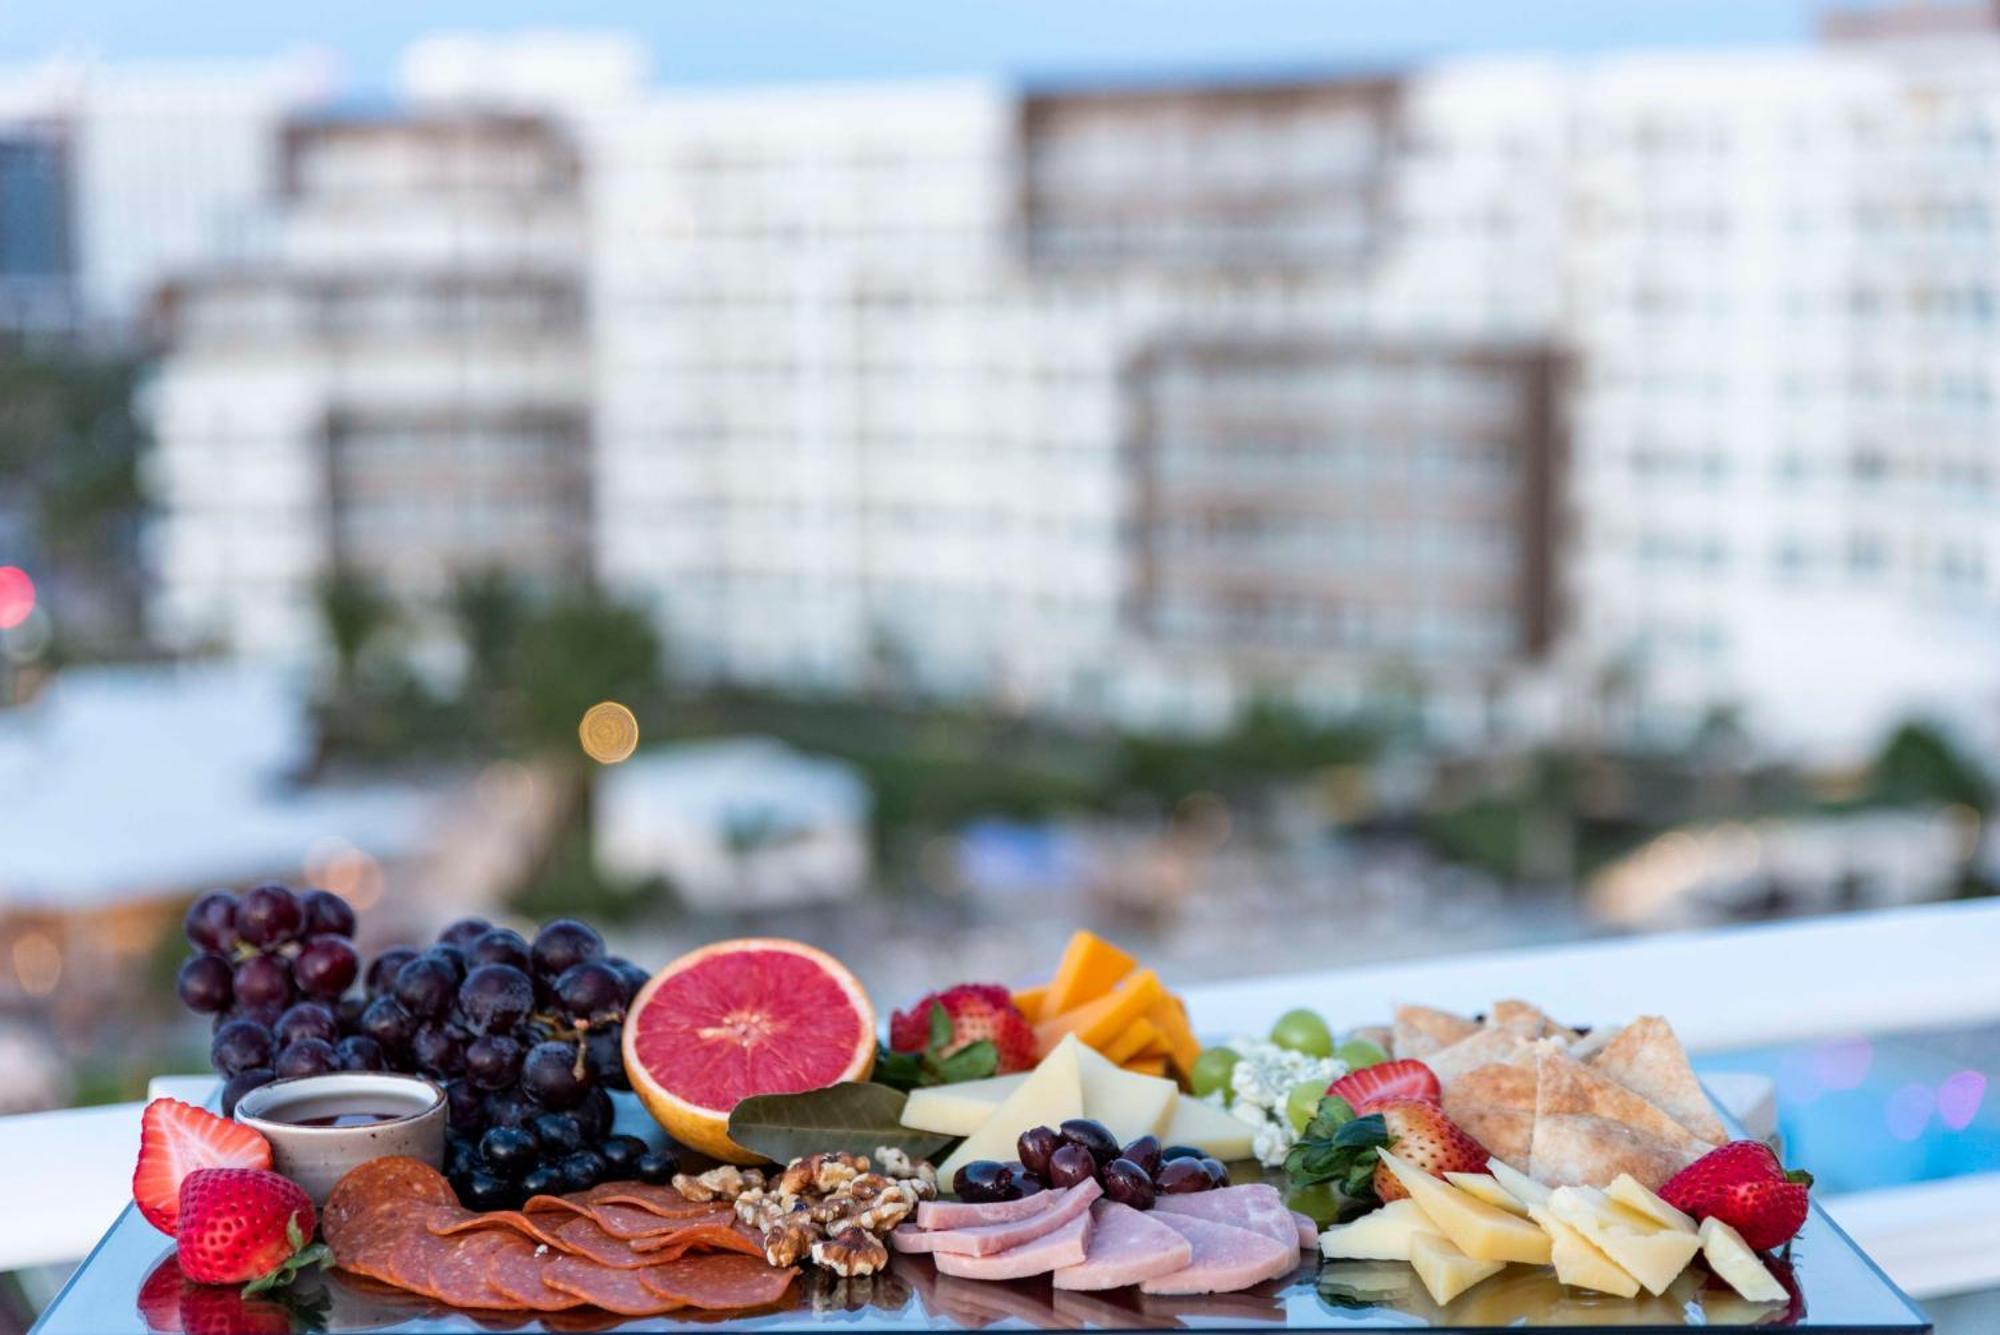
<box><xmin>592</xmin><ymin>1184</ymin><xmax>724</xmax><ymax>1218</ymax></box>
<box><xmin>553</xmin><ymin>1215</ymin><xmax>661</xmax><ymax>1269</ymax></box>
<box><xmin>425</xmin><ymin>1229</ymin><xmax>525</xmax><ymax>1310</ymax></box>
<box><xmin>628</xmin><ymin>1220</ymin><xmax>768</xmax><ymax>1259</ymax></box>
<box><xmin>588</xmin><ymin>1202</ymin><xmax>727</xmax><ymax>1239</ymax></box>
<box><xmin>429</xmin><ymin>1209</ymin><xmax>571</xmax><ymax>1250</ymax></box>
<box><xmin>636</xmin><ymin>1254</ymin><xmax>800</xmax><ymax>1311</ymax></box>
<box><xmin>485</xmin><ymin>1250</ymin><xmax>586</xmax><ymax>1312</ymax></box>
<box><xmin>542</xmin><ymin>1257</ymin><xmax>686</xmax><ymax>1316</ymax></box>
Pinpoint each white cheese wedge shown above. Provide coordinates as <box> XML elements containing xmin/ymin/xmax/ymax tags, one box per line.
<box><xmin>1379</xmin><ymin>1149</ymin><xmax>1551</xmax><ymax>1266</ymax></box>
<box><xmin>1318</xmin><ymin>1198</ymin><xmax>1442</xmax><ymax>1261</ymax></box>
<box><xmin>1486</xmin><ymin>1158</ymin><xmax>1552</xmax><ymax>1209</ymax></box>
<box><xmin>901</xmin><ymin>1073</ymin><xmax>1029</xmax><ymax>1136</ymax></box>
<box><xmin>1547</xmin><ymin>1186</ymin><xmax>1701</xmax><ymax>1296</ymax></box>
<box><xmin>1699</xmin><ymin>1216</ymin><xmax>1789</xmax><ymax>1303</ymax></box>
<box><xmin>1157</xmin><ymin>1095</ymin><xmax>1255</xmax><ymax>1161</ymax></box>
<box><xmin>1525</xmin><ymin>1203</ymin><xmax>1641</xmax><ymax>1297</ymax></box>
<box><xmin>1604</xmin><ymin>1172</ymin><xmax>1697</xmax><ymax>1233</ymax></box>
<box><xmin>1408</xmin><ymin>1232</ymin><xmax>1505</xmax><ymax>1306</ymax></box>
<box><xmin>937</xmin><ymin>1035</ymin><xmax>1086</xmax><ymax>1181</ymax></box>
<box><xmin>1075</xmin><ymin>1043</ymin><xmax>1180</xmax><ymax>1143</ymax></box>
<box><xmin>1444</xmin><ymin>1172</ymin><xmax>1528</xmax><ymax>1216</ymax></box>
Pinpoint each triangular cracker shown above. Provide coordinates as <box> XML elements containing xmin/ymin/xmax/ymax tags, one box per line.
<box><xmin>1527</xmin><ymin>1049</ymin><xmax>1711</xmax><ymax>1189</ymax></box>
<box><xmin>1393</xmin><ymin>1004</ymin><xmax>1479</xmax><ymax>1060</ymax></box>
<box><xmin>1488</xmin><ymin>999</ymin><xmax>1567</xmax><ymax>1040</ymax></box>
<box><xmin>1586</xmin><ymin>1016</ymin><xmax>1727</xmax><ymax>1145</ymax></box>
<box><xmin>1564</xmin><ymin>1024</ymin><xmax>1624</xmax><ymax>1064</ymax></box>
<box><xmin>1425</xmin><ymin>1028</ymin><xmax>1538</xmax><ymax>1086</ymax></box>
<box><xmin>1441</xmin><ymin>1063</ymin><xmax>1536</xmax><ymax>1172</ymax></box>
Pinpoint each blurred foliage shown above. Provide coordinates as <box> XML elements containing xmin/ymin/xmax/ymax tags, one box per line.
<box><xmin>1113</xmin><ymin>697</ymin><xmax>1381</xmax><ymax>802</ymax></box>
<box><xmin>511</xmin><ymin>816</ymin><xmax>670</xmax><ymax>925</ymax></box>
<box><xmin>1867</xmin><ymin>720</ymin><xmax>1991</xmax><ymax>813</ymax></box>
<box><xmin>0</xmin><ymin>348</ymin><xmax>148</xmax><ymax>646</ymax></box>
<box><xmin>514</xmin><ymin>588</ymin><xmax>662</xmax><ymax>752</ymax></box>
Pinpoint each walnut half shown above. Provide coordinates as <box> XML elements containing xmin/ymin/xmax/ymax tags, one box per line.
<box><xmin>811</xmin><ymin>1229</ymin><xmax>889</xmax><ymax>1278</ymax></box>
<box><xmin>764</xmin><ymin>1216</ymin><xmax>820</xmax><ymax>1268</ymax></box>
<box><xmin>673</xmin><ymin>1165</ymin><xmax>765</xmax><ymax>1203</ymax></box>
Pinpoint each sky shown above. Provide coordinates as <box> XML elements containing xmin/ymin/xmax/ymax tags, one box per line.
<box><xmin>1</xmin><ymin>0</ymin><xmax>1830</xmax><ymax>91</ymax></box>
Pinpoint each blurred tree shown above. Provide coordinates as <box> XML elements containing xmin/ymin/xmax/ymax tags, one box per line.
<box><xmin>514</xmin><ymin>588</ymin><xmax>662</xmax><ymax>752</ymax></box>
<box><xmin>317</xmin><ymin>568</ymin><xmax>397</xmax><ymax>701</ymax></box>
<box><xmin>1869</xmin><ymin>720</ymin><xmax>1991</xmax><ymax>813</ymax></box>
<box><xmin>450</xmin><ymin>567</ymin><xmax>528</xmax><ymax>696</ymax></box>
<box><xmin>0</xmin><ymin>349</ymin><xmax>147</xmax><ymax>648</ymax></box>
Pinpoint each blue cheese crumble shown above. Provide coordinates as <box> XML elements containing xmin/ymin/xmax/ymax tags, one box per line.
<box><xmin>1206</xmin><ymin>1037</ymin><xmax>1346</xmax><ymax>1167</ymax></box>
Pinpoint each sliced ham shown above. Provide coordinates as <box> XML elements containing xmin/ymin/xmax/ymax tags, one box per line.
<box><xmin>1052</xmin><ymin>1201</ymin><xmax>1194</xmax><ymax>1291</ymax></box>
<box><xmin>1292</xmin><ymin>1210</ymin><xmax>1318</xmax><ymax>1251</ymax></box>
<box><xmin>924</xmin><ymin>1178</ymin><xmax>1103</xmax><ymax>1257</ymax></box>
<box><xmin>932</xmin><ymin>1211</ymin><xmax>1091</xmax><ymax>1280</ymax></box>
<box><xmin>1140</xmin><ymin>1213</ymin><xmax>1295</xmax><ymax>1295</ymax></box>
<box><xmin>916</xmin><ymin>1187</ymin><xmax>1056</xmax><ymax>1230</ymax></box>
<box><xmin>1151</xmin><ymin>1184</ymin><xmax>1300</xmax><ymax>1251</ymax></box>
<box><xmin>889</xmin><ymin>1223</ymin><xmax>936</xmax><ymax>1254</ymax></box>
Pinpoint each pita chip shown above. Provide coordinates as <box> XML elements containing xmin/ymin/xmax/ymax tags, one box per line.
<box><xmin>1564</xmin><ymin>1024</ymin><xmax>1624</xmax><ymax>1064</ymax></box>
<box><xmin>1586</xmin><ymin>1016</ymin><xmax>1728</xmax><ymax>1145</ymax></box>
<box><xmin>1442</xmin><ymin>1063</ymin><xmax>1536</xmax><ymax>1172</ymax></box>
<box><xmin>1425</xmin><ymin>1028</ymin><xmax>1539</xmax><ymax>1086</ymax></box>
<box><xmin>1488</xmin><ymin>998</ymin><xmax>1575</xmax><ymax>1042</ymax></box>
<box><xmin>1527</xmin><ymin>1049</ymin><xmax>1711</xmax><ymax>1189</ymax></box>
<box><xmin>1393</xmin><ymin>1004</ymin><xmax>1480</xmax><ymax>1059</ymax></box>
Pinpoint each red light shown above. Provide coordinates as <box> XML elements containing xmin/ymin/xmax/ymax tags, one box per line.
<box><xmin>0</xmin><ymin>567</ymin><xmax>33</xmax><ymax>631</ymax></box>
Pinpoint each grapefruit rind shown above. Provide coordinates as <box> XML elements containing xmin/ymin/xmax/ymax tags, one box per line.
<box><xmin>623</xmin><ymin>937</ymin><xmax>876</xmax><ymax>1163</ymax></box>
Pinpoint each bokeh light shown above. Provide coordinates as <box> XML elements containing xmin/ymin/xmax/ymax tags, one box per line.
<box><xmin>305</xmin><ymin>836</ymin><xmax>386</xmax><ymax>911</ymax></box>
<box><xmin>0</xmin><ymin>567</ymin><xmax>35</xmax><ymax>631</ymax></box>
<box><xmin>1814</xmin><ymin>1036</ymin><xmax>1874</xmax><ymax>1091</ymax></box>
<box><xmin>12</xmin><ymin>932</ymin><xmax>62</xmax><ymax>997</ymax></box>
<box><xmin>1884</xmin><ymin>1082</ymin><xmax>1936</xmax><ymax>1142</ymax></box>
<box><xmin>579</xmin><ymin>701</ymin><xmax>639</xmax><ymax>764</ymax></box>
<box><xmin>1937</xmin><ymin>1070</ymin><xmax>1987</xmax><ymax>1131</ymax></box>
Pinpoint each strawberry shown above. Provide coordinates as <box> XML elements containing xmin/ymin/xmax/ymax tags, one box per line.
<box><xmin>137</xmin><ymin>1256</ymin><xmax>190</xmax><ymax>1332</ymax></box>
<box><xmin>1283</xmin><ymin>1092</ymin><xmax>1490</xmax><ymax>1204</ymax></box>
<box><xmin>1367</xmin><ymin>1098</ymin><xmax>1492</xmax><ymax>1202</ymax></box>
<box><xmin>175</xmin><ymin>1168</ymin><xmax>329</xmax><ymax>1290</ymax></box>
<box><xmin>1326</xmin><ymin>1059</ymin><xmax>1440</xmax><ymax>1111</ymax></box>
<box><xmin>1660</xmin><ymin>1140</ymin><xmax>1813</xmax><ymax>1252</ymax></box>
<box><xmin>134</xmin><ymin>1098</ymin><xmax>272</xmax><ymax>1236</ymax></box>
<box><xmin>888</xmin><ymin>984</ymin><xmax>1036</xmax><ymax>1074</ymax></box>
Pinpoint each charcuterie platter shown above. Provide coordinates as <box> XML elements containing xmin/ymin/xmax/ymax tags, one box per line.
<box><xmin>29</xmin><ymin>896</ymin><xmax>1931</xmax><ymax>1331</ymax></box>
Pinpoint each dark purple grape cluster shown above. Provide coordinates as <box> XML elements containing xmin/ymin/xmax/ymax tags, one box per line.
<box><xmin>177</xmin><ymin>896</ymin><xmax>668</xmax><ymax>1210</ymax></box>
<box><xmin>952</xmin><ymin>1121</ymin><xmax>1227</xmax><ymax>1211</ymax></box>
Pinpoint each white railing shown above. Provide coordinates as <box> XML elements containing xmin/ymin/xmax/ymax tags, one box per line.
<box><xmin>2</xmin><ymin>901</ymin><xmax>1996</xmax><ymax>1297</ymax></box>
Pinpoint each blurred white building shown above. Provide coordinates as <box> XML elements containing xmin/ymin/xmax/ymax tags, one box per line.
<box><xmin>594</xmin><ymin>736</ymin><xmax>870</xmax><ymax>910</ymax></box>
<box><xmin>0</xmin><ymin>53</ymin><xmax>332</xmax><ymax>337</ymax></box>
<box><xmin>145</xmin><ymin>110</ymin><xmax>592</xmax><ymax>661</ymax></box>
<box><xmin>136</xmin><ymin>27</ymin><xmax>2000</xmax><ymax>760</ymax></box>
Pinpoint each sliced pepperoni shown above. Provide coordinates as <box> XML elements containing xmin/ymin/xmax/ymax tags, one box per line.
<box><xmin>591</xmin><ymin>1184</ymin><xmax>723</xmax><ymax>1218</ymax></box>
<box><xmin>636</xmin><ymin>1254</ymin><xmax>799</xmax><ymax>1311</ymax></box>
<box><xmin>628</xmin><ymin>1220</ymin><xmax>768</xmax><ymax>1260</ymax></box>
<box><xmin>429</xmin><ymin>1209</ymin><xmax>571</xmax><ymax>1250</ymax></box>
<box><xmin>425</xmin><ymin>1229</ymin><xmax>524</xmax><ymax>1310</ymax></box>
<box><xmin>589</xmin><ymin>1202</ymin><xmax>733</xmax><ymax>1240</ymax></box>
<box><xmin>485</xmin><ymin>1248</ymin><xmax>586</xmax><ymax>1312</ymax></box>
<box><xmin>542</xmin><ymin>1257</ymin><xmax>686</xmax><ymax>1316</ymax></box>
<box><xmin>552</xmin><ymin>1215</ymin><xmax>660</xmax><ymax>1269</ymax></box>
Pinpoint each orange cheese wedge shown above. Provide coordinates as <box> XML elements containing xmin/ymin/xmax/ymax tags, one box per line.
<box><xmin>1041</xmin><ymin>931</ymin><xmax>1137</xmax><ymax>1019</ymax></box>
<box><xmin>1101</xmin><ymin>1017</ymin><xmax>1159</xmax><ymax>1066</ymax></box>
<box><xmin>1145</xmin><ymin>995</ymin><xmax>1201</xmax><ymax>1078</ymax></box>
<box><xmin>1035</xmin><ymin>969</ymin><xmax>1163</xmax><ymax>1055</ymax></box>
<box><xmin>1012</xmin><ymin>985</ymin><xmax>1048</xmax><ymax>1023</ymax></box>
<box><xmin>1124</xmin><ymin>1054</ymin><xmax>1170</xmax><ymax>1077</ymax></box>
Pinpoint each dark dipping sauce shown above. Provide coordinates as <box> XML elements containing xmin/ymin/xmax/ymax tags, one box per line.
<box><xmin>255</xmin><ymin>1090</ymin><xmax>434</xmax><ymax>1129</ymax></box>
<box><xmin>285</xmin><ymin>1111</ymin><xmax>405</xmax><ymax>1128</ymax></box>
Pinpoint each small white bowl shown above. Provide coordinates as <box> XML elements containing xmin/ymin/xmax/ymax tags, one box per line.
<box><xmin>234</xmin><ymin>1073</ymin><xmax>447</xmax><ymax>1203</ymax></box>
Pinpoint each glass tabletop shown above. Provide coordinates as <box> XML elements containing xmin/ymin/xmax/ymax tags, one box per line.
<box><xmin>31</xmin><ymin>1193</ymin><xmax>1931</xmax><ymax>1333</ymax></box>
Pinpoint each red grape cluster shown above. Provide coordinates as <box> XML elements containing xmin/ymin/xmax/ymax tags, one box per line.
<box><xmin>178</xmin><ymin>890</ymin><xmax>675</xmax><ymax>1209</ymax></box>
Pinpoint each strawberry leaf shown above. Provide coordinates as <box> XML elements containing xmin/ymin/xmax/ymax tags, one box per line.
<box><xmin>1286</xmin><ymin>1108</ymin><xmax>1390</xmax><ymax>1200</ymax></box>
<box><xmin>241</xmin><ymin>1241</ymin><xmax>331</xmax><ymax>1296</ymax></box>
<box><xmin>927</xmin><ymin>1000</ymin><xmax>953</xmax><ymax>1053</ymax></box>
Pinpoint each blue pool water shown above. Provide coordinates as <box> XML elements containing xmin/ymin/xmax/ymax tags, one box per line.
<box><xmin>1697</xmin><ymin>1024</ymin><xmax>2000</xmax><ymax>1193</ymax></box>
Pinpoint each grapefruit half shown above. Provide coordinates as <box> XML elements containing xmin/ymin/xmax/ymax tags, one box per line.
<box><xmin>624</xmin><ymin>937</ymin><xmax>876</xmax><ymax>1163</ymax></box>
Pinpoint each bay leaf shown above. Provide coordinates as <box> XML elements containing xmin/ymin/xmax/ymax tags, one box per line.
<box><xmin>727</xmin><ymin>1081</ymin><xmax>956</xmax><ymax>1165</ymax></box>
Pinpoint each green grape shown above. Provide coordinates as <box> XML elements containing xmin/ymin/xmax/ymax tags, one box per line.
<box><xmin>1285</xmin><ymin>1080</ymin><xmax>1325</xmax><ymax>1132</ymax></box>
<box><xmin>1189</xmin><ymin>1046</ymin><xmax>1240</xmax><ymax>1101</ymax></box>
<box><xmin>1270</xmin><ymin>1008</ymin><xmax>1334</xmax><ymax>1058</ymax></box>
<box><xmin>1335</xmin><ymin>1037</ymin><xmax>1389</xmax><ymax>1070</ymax></box>
<box><xmin>1286</xmin><ymin>1181</ymin><xmax>1340</xmax><ymax>1228</ymax></box>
